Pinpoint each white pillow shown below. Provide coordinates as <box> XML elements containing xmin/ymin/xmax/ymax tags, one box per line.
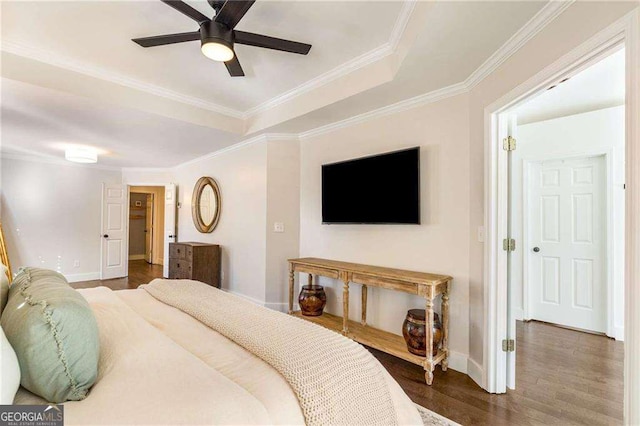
<box><xmin>0</xmin><ymin>326</ymin><xmax>20</xmax><ymax>404</ymax></box>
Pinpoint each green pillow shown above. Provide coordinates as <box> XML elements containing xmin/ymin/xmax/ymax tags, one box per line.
<box><xmin>1</xmin><ymin>268</ymin><xmax>99</xmax><ymax>403</ymax></box>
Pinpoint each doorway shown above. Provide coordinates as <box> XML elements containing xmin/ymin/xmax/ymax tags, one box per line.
<box><xmin>128</xmin><ymin>186</ymin><xmax>165</xmax><ymax>271</ymax></box>
<box><xmin>486</xmin><ymin>41</ymin><xmax>628</xmax><ymax>409</ymax></box>
<box><xmin>129</xmin><ymin>192</ymin><xmax>155</xmax><ymax>262</ymax></box>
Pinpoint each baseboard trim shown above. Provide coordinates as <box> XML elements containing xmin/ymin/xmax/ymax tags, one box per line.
<box><xmin>264</xmin><ymin>302</ymin><xmax>298</xmax><ymax>313</ymax></box>
<box><xmin>65</xmin><ymin>272</ymin><xmax>101</xmax><ymax>283</ymax></box>
<box><xmin>467</xmin><ymin>357</ymin><xmax>484</xmax><ymax>389</ymax></box>
<box><xmin>513</xmin><ymin>307</ymin><xmax>524</xmax><ymax>321</ymax></box>
<box><xmin>224</xmin><ymin>289</ymin><xmax>266</xmax><ymax>307</ymax></box>
<box><xmin>128</xmin><ymin>254</ymin><xmax>146</xmax><ymax>260</ymax></box>
<box><xmin>447</xmin><ymin>351</ymin><xmax>468</xmax><ymax>374</ymax></box>
<box><xmin>614</xmin><ymin>325</ymin><xmax>625</xmax><ymax>341</ymax></box>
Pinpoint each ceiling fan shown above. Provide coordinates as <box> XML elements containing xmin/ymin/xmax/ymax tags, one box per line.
<box><xmin>132</xmin><ymin>0</ymin><xmax>312</xmax><ymax>77</ymax></box>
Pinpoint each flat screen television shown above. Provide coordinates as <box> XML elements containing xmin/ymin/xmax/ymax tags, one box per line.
<box><xmin>322</xmin><ymin>147</ymin><xmax>420</xmax><ymax>224</ymax></box>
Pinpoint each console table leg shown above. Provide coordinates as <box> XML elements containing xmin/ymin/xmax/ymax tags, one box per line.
<box><xmin>361</xmin><ymin>285</ymin><xmax>367</xmax><ymax>326</ymax></box>
<box><xmin>425</xmin><ymin>296</ymin><xmax>434</xmax><ymax>385</ymax></box>
<box><xmin>342</xmin><ymin>278</ymin><xmax>350</xmax><ymax>335</ymax></box>
<box><xmin>441</xmin><ymin>280</ymin><xmax>450</xmax><ymax>372</ymax></box>
<box><xmin>288</xmin><ymin>265</ymin><xmax>295</xmax><ymax>314</ymax></box>
<box><xmin>425</xmin><ymin>369</ymin><xmax>434</xmax><ymax>386</ymax></box>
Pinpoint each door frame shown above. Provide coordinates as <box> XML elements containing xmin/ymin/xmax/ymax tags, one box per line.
<box><xmin>483</xmin><ymin>10</ymin><xmax>640</xmax><ymax>424</ymax></box>
<box><xmin>125</xmin><ymin>182</ymin><xmax>176</xmax><ymax>278</ymax></box>
<box><xmin>522</xmin><ymin>151</ymin><xmax>613</xmax><ymax>337</ymax></box>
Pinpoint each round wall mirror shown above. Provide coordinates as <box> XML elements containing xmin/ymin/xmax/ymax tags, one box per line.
<box><xmin>192</xmin><ymin>177</ymin><xmax>221</xmax><ymax>233</ymax></box>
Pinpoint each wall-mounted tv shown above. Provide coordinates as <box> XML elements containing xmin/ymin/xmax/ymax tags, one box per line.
<box><xmin>322</xmin><ymin>147</ymin><xmax>420</xmax><ymax>224</ymax></box>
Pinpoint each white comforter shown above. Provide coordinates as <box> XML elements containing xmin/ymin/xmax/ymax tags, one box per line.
<box><xmin>15</xmin><ymin>285</ymin><xmax>423</xmax><ymax>425</ymax></box>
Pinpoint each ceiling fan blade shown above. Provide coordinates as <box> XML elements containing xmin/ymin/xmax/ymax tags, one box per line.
<box><xmin>225</xmin><ymin>54</ymin><xmax>245</xmax><ymax>77</ymax></box>
<box><xmin>160</xmin><ymin>0</ymin><xmax>210</xmax><ymax>25</ymax></box>
<box><xmin>214</xmin><ymin>0</ymin><xmax>255</xmax><ymax>29</ymax></box>
<box><xmin>132</xmin><ymin>31</ymin><xmax>201</xmax><ymax>47</ymax></box>
<box><xmin>234</xmin><ymin>31</ymin><xmax>311</xmax><ymax>55</ymax></box>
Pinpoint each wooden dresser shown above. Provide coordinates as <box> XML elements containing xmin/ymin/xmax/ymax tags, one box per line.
<box><xmin>168</xmin><ymin>242</ymin><xmax>221</xmax><ymax>288</ymax></box>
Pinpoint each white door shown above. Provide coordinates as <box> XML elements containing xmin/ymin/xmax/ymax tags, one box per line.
<box><xmin>163</xmin><ymin>183</ymin><xmax>177</xmax><ymax>278</ymax></box>
<box><xmin>528</xmin><ymin>155</ymin><xmax>606</xmax><ymax>332</ymax></box>
<box><xmin>101</xmin><ymin>184</ymin><xmax>128</xmax><ymax>279</ymax></box>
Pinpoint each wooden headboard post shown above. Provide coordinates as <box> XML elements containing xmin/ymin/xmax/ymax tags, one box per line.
<box><xmin>0</xmin><ymin>222</ymin><xmax>13</xmax><ymax>283</ymax></box>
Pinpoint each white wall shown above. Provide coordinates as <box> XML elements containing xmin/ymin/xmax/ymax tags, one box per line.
<box><xmin>299</xmin><ymin>94</ymin><xmax>471</xmax><ymax>372</ymax></box>
<box><xmin>0</xmin><ymin>157</ymin><xmax>121</xmax><ymax>281</ymax></box>
<box><xmin>510</xmin><ymin>106</ymin><xmax>625</xmax><ymax>339</ymax></box>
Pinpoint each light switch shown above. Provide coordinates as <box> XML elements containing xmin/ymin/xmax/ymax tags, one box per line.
<box><xmin>477</xmin><ymin>226</ymin><xmax>485</xmax><ymax>243</ymax></box>
<box><xmin>274</xmin><ymin>222</ymin><xmax>285</xmax><ymax>233</ymax></box>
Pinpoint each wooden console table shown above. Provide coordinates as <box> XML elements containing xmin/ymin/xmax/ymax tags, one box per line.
<box><xmin>288</xmin><ymin>257</ymin><xmax>452</xmax><ymax>385</ymax></box>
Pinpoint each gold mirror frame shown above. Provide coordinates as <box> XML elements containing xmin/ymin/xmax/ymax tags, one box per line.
<box><xmin>192</xmin><ymin>177</ymin><xmax>221</xmax><ymax>233</ymax></box>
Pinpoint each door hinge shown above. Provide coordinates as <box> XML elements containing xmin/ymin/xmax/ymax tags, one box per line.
<box><xmin>502</xmin><ymin>339</ymin><xmax>515</xmax><ymax>352</ymax></box>
<box><xmin>503</xmin><ymin>136</ymin><xmax>516</xmax><ymax>151</ymax></box>
<box><xmin>503</xmin><ymin>238</ymin><xmax>516</xmax><ymax>252</ymax></box>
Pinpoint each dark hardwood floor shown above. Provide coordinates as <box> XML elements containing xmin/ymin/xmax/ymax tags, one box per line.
<box><xmin>71</xmin><ymin>260</ymin><xmax>164</xmax><ymax>290</ymax></box>
<box><xmin>371</xmin><ymin>321</ymin><xmax>623</xmax><ymax>426</ymax></box>
<box><xmin>74</xmin><ymin>265</ymin><xmax>624</xmax><ymax>425</ymax></box>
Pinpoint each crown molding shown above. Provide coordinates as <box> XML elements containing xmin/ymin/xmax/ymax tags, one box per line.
<box><xmin>464</xmin><ymin>0</ymin><xmax>575</xmax><ymax>90</ymax></box>
<box><xmin>242</xmin><ymin>43</ymin><xmax>393</xmax><ymax>118</ymax></box>
<box><xmin>1</xmin><ymin>148</ymin><xmax>122</xmax><ymax>171</ymax></box>
<box><xmin>2</xmin><ymin>0</ymin><xmax>572</xmax><ymax>170</ymax></box>
<box><xmin>1</xmin><ymin>39</ymin><xmax>245</xmax><ymax>119</ymax></box>
<box><xmin>1</xmin><ymin>1</ymin><xmax>418</xmax><ymax>124</ymax></box>
<box><xmin>388</xmin><ymin>1</ymin><xmax>417</xmax><ymax>52</ymax></box>
<box><xmin>242</xmin><ymin>0</ymin><xmax>417</xmax><ymax>118</ymax></box>
<box><xmin>298</xmin><ymin>82</ymin><xmax>468</xmax><ymax>140</ymax></box>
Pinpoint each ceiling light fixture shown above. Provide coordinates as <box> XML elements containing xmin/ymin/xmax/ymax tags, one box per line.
<box><xmin>200</xmin><ymin>21</ymin><xmax>234</xmax><ymax>62</ymax></box>
<box><xmin>65</xmin><ymin>147</ymin><xmax>98</xmax><ymax>164</ymax></box>
<box><xmin>201</xmin><ymin>41</ymin><xmax>234</xmax><ymax>62</ymax></box>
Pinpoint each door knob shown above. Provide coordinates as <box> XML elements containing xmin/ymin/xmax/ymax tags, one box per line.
<box><xmin>533</xmin><ymin>247</ymin><xmax>540</xmax><ymax>253</ymax></box>
<box><xmin>103</xmin><ymin>234</ymin><xmax>109</xmax><ymax>238</ymax></box>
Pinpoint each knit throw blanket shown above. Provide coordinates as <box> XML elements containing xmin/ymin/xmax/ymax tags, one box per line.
<box><xmin>143</xmin><ymin>279</ymin><xmax>398</xmax><ymax>426</ymax></box>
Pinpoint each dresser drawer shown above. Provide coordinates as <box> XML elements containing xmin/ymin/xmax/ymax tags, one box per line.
<box><xmin>169</xmin><ymin>244</ymin><xmax>186</xmax><ymax>260</ymax></box>
<box><xmin>169</xmin><ymin>259</ymin><xmax>192</xmax><ymax>279</ymax></box>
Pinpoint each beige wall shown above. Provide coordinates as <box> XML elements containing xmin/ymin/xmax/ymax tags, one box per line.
<box><xmin>266</xmin><ymin>139</ymin><xmax>300</xmax><ymax>310</ymax></box>
<box><xmin>129</xmin><ymin>185</ymin><xmax>165</xmax><ymax>265</ymax></box>
<box><xmin>172</xmin><ymin>143</ymin><xmax>269</xmax><ymax>302</ymax></box>
<box><xmin>299</xmin><ymin>94</ymin><xmax>471</xmax><ymax>371</ymax></box>
<box><xmin>0</xmin><ymin>157</ymin><xmax>121</xmax><ymax>281</ymax></box>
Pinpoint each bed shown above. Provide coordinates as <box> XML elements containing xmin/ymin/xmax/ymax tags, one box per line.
<box><xmin>11</xmin><ymin>278</ymin><xmax>452</xmax><ymax>425</ymax></box>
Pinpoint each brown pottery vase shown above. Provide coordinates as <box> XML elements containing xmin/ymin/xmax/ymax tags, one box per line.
<box><xmin>402</xmin><ymin>309</ymin><xmax>443</xmax><ymax>357</ymax></box>
<box><xmin>299</xmin><ymin>285</ymin><xmax>327</xmax><ymax>316</ymax></box>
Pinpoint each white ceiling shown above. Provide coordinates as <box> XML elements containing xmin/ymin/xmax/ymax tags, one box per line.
<box><xmin>0</xmin><ymin>0</ymin><xmax>552</xmax><ymax>168</ymax></box>
<box><xmin>264</xmin><ymin>1</ymin><xmax>546</xmax><ymax>134</ymax></box>
<box><xmin>514</xmin><ymin>48</ymin><xmax>625</xmax><ymax>125</ymax></box>
<box><xmin>1</xmin><ymin>1</ymin><xmax>402</xmax><ymax>112</ymax></box>
<box><xmin>0</xmin><ymin>78</ymin><xmax>242</xmax><ymax>168</ymax></box>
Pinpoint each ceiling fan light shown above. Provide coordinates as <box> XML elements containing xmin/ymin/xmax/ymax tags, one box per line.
<box><xmin>201</xmin><ymin>41</ymin><xmax>234</xmax><ymax>62</ymax></box>
<box><xmin>65</xmin><ymin>147</ymin><xmax>98</xmax><ymax>164</ymax></box>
